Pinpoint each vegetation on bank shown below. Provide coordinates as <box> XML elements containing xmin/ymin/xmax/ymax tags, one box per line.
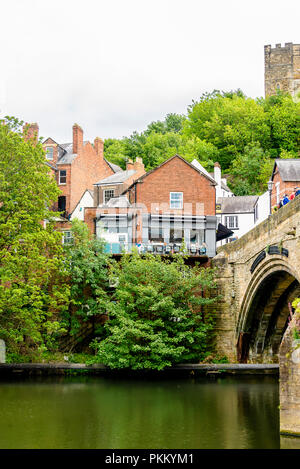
<box><xmin>0</xmin><ymin>118</ymin><xmax>219</xmax><ymax>368</ymax></box>
<box><xmin>104</xmin><ymin>90</ymin><xmax>300</xmax><ymax>196</ymax></box>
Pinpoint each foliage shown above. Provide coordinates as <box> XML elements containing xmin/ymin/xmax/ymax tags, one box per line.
<box><xmin>92</xmin><ymin>253</ymin><xmax>218</xmax><ymax>370</ymax></box>
<box><xmin>0</xmin><ymin>117</ymin><xmax>70</xmax><ymax>355</ymax></box>
<box><xmin>63</xmin><ymin>219</ymin><xmax>111</xmax><ymax>336</ymax></box>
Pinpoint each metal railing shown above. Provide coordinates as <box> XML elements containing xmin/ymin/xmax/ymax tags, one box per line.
<box><xmin>104</xmin><ymin>242</ymin><xmax>207</xmax><ymax>256</ymax></box>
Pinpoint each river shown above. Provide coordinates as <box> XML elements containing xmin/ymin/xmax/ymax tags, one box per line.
<box><xmin>0</xmin><ymin>374</ymin><xmax>299</xmax><ymax>449</ymax></box>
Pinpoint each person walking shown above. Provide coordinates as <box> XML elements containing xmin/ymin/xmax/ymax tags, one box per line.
<box><xmin>282</xmin><ymin>194</ymin><xmax>290</xmax><ymax>205</ymax></box>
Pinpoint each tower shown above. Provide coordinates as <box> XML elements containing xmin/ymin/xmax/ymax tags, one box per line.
<box><xmin>264</xmin><ymin>42</ymin><xmax>300</xmax><ymax>98</ymax></box>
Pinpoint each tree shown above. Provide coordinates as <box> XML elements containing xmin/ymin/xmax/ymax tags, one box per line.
<box><xmin>63</xmin><ymin>219</ymin><xmax>110</xmax><ymax>337</ymax></box>
<box><xmin>184</xmin><ymin>91</ymin><xmax>271</xmax><ymax>169</ymax></box>
<box><xmin>0</xmin><ymin>117</ymin><xmax>69</xmax><ymax>355</ymax></box>
<box><xmin>92</xmin><ymin>253</ymin><xmax>218</xmax><ymax>370</ymax></box>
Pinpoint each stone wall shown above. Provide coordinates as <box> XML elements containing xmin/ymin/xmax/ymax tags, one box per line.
<box><xmin>264</xmin><ymin>43</ymin><xmax>300</xmax><ymax>98</ymax></box>
<box><xmin>279</xmin><ymin>312</ymin><xmax>300</xmax><ymax>436</ymax></box>
<box><xmin>212</xmin><ymin>195</ymin><xmax>300</xmax><ymax>361</ymax></box>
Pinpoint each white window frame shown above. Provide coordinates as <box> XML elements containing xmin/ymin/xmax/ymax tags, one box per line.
<box><xmin>46</xmin><ymin>147</ymin><xmax>54</xmax><ymax>160</ymax></box>
<box><xmin>59</xmin><ymin>170</ymin><xmax>67</xmax><ymax>185</ymax></box>
<box><xmin>170</xmin><ymin>192</ymin><xmax>183</xmax><ymax>209</ymax></box>
<box><xmin>225</xmin><ymin>215</ymin><xmax>238</xmax><ymax>229</ymax></box>
<box><xmin>62</xmin><ymin>231</ymin><xmax>73</xmax><ymax>245</ymax></box>
<box><xmin>104</xmin><ymin>189</ymin><xmax>115</xmax><ymax>204</ymax></box>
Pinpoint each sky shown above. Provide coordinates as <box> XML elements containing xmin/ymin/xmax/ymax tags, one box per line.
<box><xmin>0</xmin><ymin>0</ymin><xmax>299</xmax><ymax>143</ymax></box>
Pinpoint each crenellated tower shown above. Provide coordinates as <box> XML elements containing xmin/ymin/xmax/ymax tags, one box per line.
<box><xmin>264</xmin><ymin>42</ymin><xmax>300</xmax><ymax>98</ymax></box>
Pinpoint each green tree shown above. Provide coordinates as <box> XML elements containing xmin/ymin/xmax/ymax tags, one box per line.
<box><xmin>63</xmin><ymin>219</ymin><xmax>110</xmax><ymax>338</ymax></box>
<box><xmin>184</xmin><ymin>91</ymin><xmax>271</xmax><ymax>169</ymax></box>
<box><xmin>0</xmin><ymin>117</ymin><xmax>69</xmax><ymax>355</ymax></box>
<box><xmin>92</xmin><ymin>253</ymin><xmax>217</xmax><ymax>370</ymax></box>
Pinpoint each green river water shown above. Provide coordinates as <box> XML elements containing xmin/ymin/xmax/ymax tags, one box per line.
<box><xmin>0</xmin><ymin>375</ymin><xmax>299</xmax><ymax>449</ymax></box>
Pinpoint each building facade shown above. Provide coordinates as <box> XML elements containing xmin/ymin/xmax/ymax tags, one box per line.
<box><xmin>85</xmin><ymin>155</ymin><xmax>218</xmax><ymax>258</ymax></box>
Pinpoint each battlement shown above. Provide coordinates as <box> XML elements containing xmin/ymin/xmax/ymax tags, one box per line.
<box><xmin>264</xmin><ymin>42</ymin><xmax>300</xmax><ymax>97</ymax></box>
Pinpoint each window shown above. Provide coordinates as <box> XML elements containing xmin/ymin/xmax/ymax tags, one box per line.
<box><xmin>170</xmin><ymin>192</ymin><xmax>183</xmax><ymax>209</ymax></box>
<box><xmin>45</xmin><ymin>147</ymin><xmax>54</xmax><ymax>160</ymax></box>
<box><xmin>59</xmin><ymin>170</ymin><xmax>67</xmax><ymax>185</ymax></box>
<box><xmin>104</xmin><ymin>189</ymin><xmax>115</xmax><ymax>204</ymax></box>
<box><xmin>58</xmin><ymin>196</ymin><xmax>66</xmax><ymax>212</ymax></box>
<box><xmin>225</xmin><ymin>216</ymin><xmax>238</xmax><ymax>229</ymax></box>
<box><xmin>62</xmin><ymin>231</ymin><xmax>73</xmax><ymax>245</ymax></box>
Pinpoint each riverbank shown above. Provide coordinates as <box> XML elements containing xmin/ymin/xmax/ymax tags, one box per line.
<box><xmin>0</xmin><ymin>362</ymin><xmax>279</xmax><ymax>377</ymax></box>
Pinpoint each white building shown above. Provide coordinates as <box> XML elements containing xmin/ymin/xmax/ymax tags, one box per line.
<box><xmin>217</xmin><ymin>192</ymin><xmax>270</xmax><ymax>246</ymax></box>
<box><xmin>70</xmin><ymin>189</ymin><xmax>94</xmax><ymax>221</ymax></box>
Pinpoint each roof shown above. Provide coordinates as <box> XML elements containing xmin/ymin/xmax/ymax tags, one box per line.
<box><xmin>106</xmin><ymin>196</ymin><xmax>131</xmax><ymax>208</ymax></box>
<box><xmin>208</xmin><ymin>172</ymin><xmax>232</xmax><ymax>192</ymax></box>
<box><xmin>94</xmin><ymin>169</ymin><xmax>136</xmax><ymax>186</ymax></box>
<box><xmin>217</xmin><ymin>196</ymin><xmax>258</xmax><ymax>213</ymax></box>
<box><xmin>104</xmin><ymin>159</ymin><xmax>122</xmax><ymax>173</ymax></box>
<box><xmin>44</xmin><ymin>139</ymin><xmax>122</xmax><ymax>172</ymax></box>
<box><xmin>191</xmin><ymin>159</ymin><xmax>215</xmax><ymax>182</ymax></box>
<box><xmin>123</xmin><ymin>154</ymin><xmax>217</xmax><ymax>194</ymax></box>
<box><xmin>272</xmin><ymin>159</ymin><xmax>300</xmax><ymax>182</ymax></box>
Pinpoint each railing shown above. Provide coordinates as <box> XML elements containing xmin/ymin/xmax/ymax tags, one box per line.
<box><xmin>104</xmin><ymin>242</ymin><xmax>207</xmax><ymax>256</ymax></box>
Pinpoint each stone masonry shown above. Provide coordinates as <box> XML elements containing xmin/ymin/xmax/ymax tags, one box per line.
<box><xmin>265</xmin><ymin>43</ymin><xmax>300</xmax><ymax>97</ymax></box>
<box><xmin>279</xmin><ymin>311</ymin><xmax>300</xmax><ymax>436</ymax></box>
<box><xmin>213</xmin><ymin>195</ymin><xmax>300</xmax><ymax>362</ymax></box>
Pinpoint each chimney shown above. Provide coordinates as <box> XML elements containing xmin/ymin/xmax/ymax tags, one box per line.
<box><xmin>94</xmin><ymin>137</ymin><xmax>104</xmax><ymax>158</ymax></box>
<box><xmin>214</xmin><ymin>162</ymin><xmax>221</xmax><ymax>187</ymax></box>
<box><xmin>133</xmin><ymin>157</ymin><xmax>145</xmax><ymax>176</ymax></box>
<box><xmin>73</xmin><ymin>124</ymin><xmax>83</xmax><ymax>154</ymax></box>
<box><xmin>126</xmin><ymin>159</ymin><xmax>134</xmax><ymax>171</ymax></box>
<box><xmin>23</xmin><ymin>122</ymin><xmax>39</xmax><ymax>143</ymax></box>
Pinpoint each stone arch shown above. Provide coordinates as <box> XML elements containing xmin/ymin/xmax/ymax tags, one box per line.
<box><xmin>237</xmin><ymin>257</ymin><xmax>300</xmax><ymax>362</ymax></box>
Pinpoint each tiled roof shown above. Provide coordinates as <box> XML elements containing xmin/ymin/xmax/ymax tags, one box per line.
<box><xmin>94</xmin><ymin>169</ymin><xmax>136</xmax><ymax>186</ymax></box>
<box><xmin>273</xmin><ymin>159</ymin><xmax>300</xmax><ymax>182</ymax></box>
<box><xmin>217</xmin><ymin>196</ymin><xmax>258</xmax><ymax>213</ymax></box>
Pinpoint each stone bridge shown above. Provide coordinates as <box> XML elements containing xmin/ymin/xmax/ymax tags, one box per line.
<box><xmin>213</xmin><ymin>196</ymin><xmax>300</xmax><ymax>363</ymax></box>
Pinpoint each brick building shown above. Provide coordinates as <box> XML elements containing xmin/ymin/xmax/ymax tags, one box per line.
<box><xmin>85</xmin><ymin>154</ymin><xmax>218</xmax><ymax>258</ymax></box>
<box><xmin>41</xmin><ymin>123</ymin><xmax>121</xmax><ymax>217</ymax></box>
<box><xmin>264</xmin><ymin>42</ymin><xmax>300</xmax><ymax>98</ymax></box>
<box><xmin>270</xmin><ymin>159</ymin><xmax>300</xmax><ymax>208</ymax></box>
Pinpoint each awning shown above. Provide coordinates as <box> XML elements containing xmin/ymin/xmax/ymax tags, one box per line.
<box><xmin>216</xmin><ymin>223</ymin><xmax>234</xmax><ymax>241</ymax></box>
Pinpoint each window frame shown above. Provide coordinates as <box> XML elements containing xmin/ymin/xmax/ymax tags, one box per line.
<box><xmin>45</xmin><ymin>147</ymin><xmax>54</xmax><ymax>160</ymax></box>
<box><xmin>104</xmin><ymin>189</ymin><xmax>115</xmax><ymax>204</ymax></box>
<box><xmin>225</xmin><ymin>215</ymin><xmax>238</xmax><ymax>229</ymax></box>
<box><xmin>59</xmin><ymin>170</ymin><xmax>67</xmax><ymax>185</ymax></box>
<box><xmin>62</xmin><ymin>230</ymin><xmax>73</xmax><ymax>245</ymax></box>
<box><xmin>170</xmin><ymin>192</ymin><xmax>183</xmax><ymax>209</ymax></box>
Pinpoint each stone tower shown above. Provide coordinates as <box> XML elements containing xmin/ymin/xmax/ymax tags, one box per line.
<box><xmin>264</xmin><ymin>42</ymin><xmax>300</xmax><ymax>98</ymax></box>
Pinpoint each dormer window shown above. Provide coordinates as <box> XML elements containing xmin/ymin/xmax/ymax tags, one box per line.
<box><xmin>46</xmin><ymin>147</ymin><xmax>54</xmax><ymax>160</ymax></box>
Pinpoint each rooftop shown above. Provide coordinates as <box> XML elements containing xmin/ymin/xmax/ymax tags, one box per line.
<box><xmin>273</xmin><ymin>159</ymin><xmax>300</xmax><ymax>182</ymax></box>
<box><xmin>217</xmin><ymin>196</ymin><xmax>258</xmax><ymax>213</ymax></box>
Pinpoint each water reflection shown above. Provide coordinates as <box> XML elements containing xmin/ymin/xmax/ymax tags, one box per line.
<box><xmin>0</xmin><ymin>375</ymin><xmax>287</xmax><ymax>449</ymax></box>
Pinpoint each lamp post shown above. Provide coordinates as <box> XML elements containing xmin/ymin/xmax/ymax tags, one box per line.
<box><xmin>268</xmin><ymin>180</ymin><xmax>274</xmax><ymax>216</ymax></box>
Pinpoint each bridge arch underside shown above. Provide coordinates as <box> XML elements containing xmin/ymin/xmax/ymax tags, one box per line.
<box><xmin>237</xmin><ymin>260</ymin><xmax>300</xmax><ymax>363</ymax></box>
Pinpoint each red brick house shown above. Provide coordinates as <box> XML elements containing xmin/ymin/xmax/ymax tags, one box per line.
<box><xmin>270</xmin><ymin>159</ymin><xmax>300</xmax><ymax>208</ymax></box>
<box><xmin>85</xmin><ymin>154</ymin><xmax>218</xmax><ymax>257</ymax></box>
<box><xmin>42</xmin><ymin>123</ymin><xmax>121</xmax><ymax>217</ymax></box>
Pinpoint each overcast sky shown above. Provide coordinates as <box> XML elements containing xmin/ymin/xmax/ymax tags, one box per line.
<box><xmin>0</xmin><ymin>0</ymin><xmax>299</xmax><ymax>143</ymax></box>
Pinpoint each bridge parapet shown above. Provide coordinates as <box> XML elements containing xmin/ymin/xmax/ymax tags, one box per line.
<box><xmin>212</xmin><ymin>196</ymin><xmax>300</xmax><ymax>362</ymax></box>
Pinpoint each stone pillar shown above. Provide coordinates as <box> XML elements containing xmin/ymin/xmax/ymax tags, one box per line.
<box><xmin>0</xmin><ymin>339</ymin><xmax>6</xmax><ymax>363</ymax></box>
<box><xmin>279</xmin><ymin>313</ymin><xmax>300</xmax><ymax>436</ymax></box>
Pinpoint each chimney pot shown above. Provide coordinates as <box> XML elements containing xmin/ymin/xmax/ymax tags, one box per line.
<box><xmin>23</xmin><ymin>122</ymin><xmax>39</xmax><ymax>143</ymax></box>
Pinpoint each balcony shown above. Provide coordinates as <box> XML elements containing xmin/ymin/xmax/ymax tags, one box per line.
<box><xmin>104</xmin><ymin>242</ymin><xmax>208</xmax><ymax>257</ymax></box>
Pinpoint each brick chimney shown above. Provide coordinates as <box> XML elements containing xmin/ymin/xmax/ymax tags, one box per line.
<box><xmin>94</xmin><ymin>137</ymin><xmax>104</xmax><ymax>158</ymax></box>
<box><xmin>73</xmin><ymin>124</ymin><xmax>83</xmax><ymax>154</ymax></box>
<box><xmin>133</xmin><ymin>157</ymin><xmax>145</xmax><ymax>176</ymax></box>
<box><xmin>126</xmin><ymin>159</ymin><xmax>134</xmax><ymax>171</ymax></box>
<box><xmin>23</xmin><ymin>123</ymin><xmax>39</xmax><ymax>143</ymax></box>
